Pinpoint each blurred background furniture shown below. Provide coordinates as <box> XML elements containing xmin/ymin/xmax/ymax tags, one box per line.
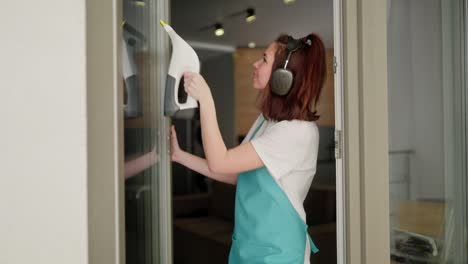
<box><xmin>390</xmin><ymin>201</ymin><xmax>445</xmax><ymax>264</ymax></box>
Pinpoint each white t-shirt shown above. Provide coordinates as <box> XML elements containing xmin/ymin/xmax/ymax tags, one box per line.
<box><xmin>242</xmin><ymin>114</ymin><xmax>319</xmax><ymax>264</ymax></box>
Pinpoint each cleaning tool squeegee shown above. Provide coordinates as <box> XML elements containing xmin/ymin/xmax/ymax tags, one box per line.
<box><xmin>160</xmin><ymin>20</ymin><xmax>200</xmax><ymax>117</ymax></box>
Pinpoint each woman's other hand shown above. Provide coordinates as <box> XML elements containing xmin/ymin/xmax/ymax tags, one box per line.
<box><xmin>183</xmin><ymin>71</ymin><xmax>212</xmax><ymax>103</ymax></box>
<box><xmin>171</xmin><ymin>125</ymin><xmax>183</xmax><ymax>162</ymax></box>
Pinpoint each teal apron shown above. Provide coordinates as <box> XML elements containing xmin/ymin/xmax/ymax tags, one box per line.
<box><xmin>228</xmin><ymin>119</ymin><xmax>319</xmax><ymax>264</ymax></box>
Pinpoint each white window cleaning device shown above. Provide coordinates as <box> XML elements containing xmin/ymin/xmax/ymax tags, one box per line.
<box><xmin>160</xmin><ymin>20</ymin><xmax>200</xmax><ymax>117</ymax></box>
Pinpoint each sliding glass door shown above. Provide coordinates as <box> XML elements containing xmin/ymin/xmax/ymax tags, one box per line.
<box><xmin>122</xmin><ymin>0</ymin><xmax>170</xmax><ymax>263</ymax></box>
<box><xmin>387</xmin><ymin>0</ymin><xmax>468</xmax><ymax>263</ymax></box>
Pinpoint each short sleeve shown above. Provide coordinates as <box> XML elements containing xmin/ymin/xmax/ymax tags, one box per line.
<box><xmin>250</xmin><ymin>121</ymin><xmax>318</xmax><ymax>180</ymax></box>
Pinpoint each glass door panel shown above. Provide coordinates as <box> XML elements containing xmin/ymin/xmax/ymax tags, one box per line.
<box><xmin>387</xmin><ymin>0</ymin><xmax>467</xmax><ymax>263</ymax></box>
<box><xmin>122</xmin><ymin>0</ymin><xmax>166</xmax><ymax>263</ymax></box>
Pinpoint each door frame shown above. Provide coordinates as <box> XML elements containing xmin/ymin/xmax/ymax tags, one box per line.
<box><xmin>340</xmin><ymin>0</ymin><xmax>390</xmax><ymax>263</ymax></box>
<box><xmin>155</xmin><ymin>1</ymin><xmax>172</xmax><ymax>264</ymax></box>
<box><xmin>333</xmin><ymin>0</ymin><xmax>347</xmax><ymax>263</ymax></box>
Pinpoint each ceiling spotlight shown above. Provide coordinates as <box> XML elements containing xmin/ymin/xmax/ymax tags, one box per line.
<box><xmin>248</xmin><ymin>42</ymin><xmax>256</xmax><ymax>48</ymax></box>
<box><xmin>246</xmin><ymin>8</ymin><xmax>256</xmax><ymax>23</ymax></box>
<box><xmin>131</xmin><ymin>0</ymin><xmax>145</xmax><ymax>6</ymax></box>
<box><xmin>214</xmin><ymin>23</ymin><xmax>225</xmax><ymax>36</ymax></box>
<box><xmin>283</xmin><ymin>0</ymin><xmax>296</xmax><ymax>4</ymax></box>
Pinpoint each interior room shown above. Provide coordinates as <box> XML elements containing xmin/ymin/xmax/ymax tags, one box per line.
<box><xmin>121</xmin><ymin>0</ymin><xmax>336</xmax><ymax>263</ymax></box>
<box><xmin>13</xmin><ymin>0</ymin><xmax>468</xmax><ymax>263</ymax></box>
<box><xmin>387</xmin><ymin>0</ymin><xmax>467</xmax><ymax>262</ymax></box>
<box><xmin>8</xmin><ymin>0</ymin><xmax>468</xmax><ymax>263</ymax></box>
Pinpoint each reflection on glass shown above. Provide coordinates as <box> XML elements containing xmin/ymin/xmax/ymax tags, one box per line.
<box><xmin>387</xmin><ymin>0</ymin><xmax>467</xmax><ymax>263</ymax></box>
<box><xmin>123</xmin><ymin>1</ymin><xmax>161</xmax><ymax>263</ymax></box>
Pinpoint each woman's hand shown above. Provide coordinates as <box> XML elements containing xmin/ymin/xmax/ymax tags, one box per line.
<box><xmin>171</xmin><ymin>125</ymin><xmax>183</xmax><ymax>162</ymax></box>
<box><xmin>183</xmin><ymin>71</ymin><xmax>212</xmax><ymax>103</ymax></box>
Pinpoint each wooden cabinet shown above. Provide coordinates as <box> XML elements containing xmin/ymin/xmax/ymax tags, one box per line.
<box><xmin>234</xmin><ymin>49</ymin><xmax>263</xmax><ymax>137</ymax></box>
<box><xmin>234</xmin><ymin>48</ymin><xmax>335</xmax><ymax>138</ymax></box>
<box><xmin>318</xmin><ymin>50</ymin><xmax>335</xmax><ymax>127</ymax></box>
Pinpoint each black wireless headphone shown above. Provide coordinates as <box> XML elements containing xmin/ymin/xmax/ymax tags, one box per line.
<box><xmin>270</xmin><ymin>35</ymin><xmax>311</xmax><ymax>96</ymax></box>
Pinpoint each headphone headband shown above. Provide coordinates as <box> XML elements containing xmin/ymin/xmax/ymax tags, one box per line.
<box><xmin>286</xmin><ymin>36</ymin><xmax>302</xmax><ymax>52</ymax></box>
<box><xmin>282</xmin><ymin>36</ymin><xmax>304</xmax><ymax>69</ymax></box>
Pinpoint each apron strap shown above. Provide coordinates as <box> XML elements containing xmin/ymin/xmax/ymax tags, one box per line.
<box><xmin>307</xmin><ymin>231</ymin><xmax>320</xmax><ymax>254</ymax></box>
<box><xmin>248</xmin><ymin>118</ymin><xmax>266</xmax><ymax>141</ymax></box>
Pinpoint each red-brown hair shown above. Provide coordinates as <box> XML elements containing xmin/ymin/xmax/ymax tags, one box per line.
<box><xmin>258</xmin><ymin>33</ymin><xmax>326</xmax><ymax>122</ymax></box>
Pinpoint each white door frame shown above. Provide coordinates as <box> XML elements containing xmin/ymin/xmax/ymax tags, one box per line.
<box><xmin>155</xmin><ymin>1</ymin><xmax>172</xmax><ymax>264</ymax></box>
<box><xmin>333</xmin><ymin>0</ymin><xmax>347</xmax><ymax>263</ymax></box>
<box><xmin>340</xmin><ymin>0</ymin><xmax>390</xmax><ymax>263</ymax></box>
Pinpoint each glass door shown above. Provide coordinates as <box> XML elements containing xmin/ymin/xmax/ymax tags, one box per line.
<box><xmin>122</xmin><ymin>0</ymin><xmax>170</xmax><ymax>263</ymax></box>
<box><xmin>386</xmin><ymin>0</ymin><xmax>467</xmax><ymax>263</ymax></box>
<box><xmin>441</xmin><ymin>0</ymin><xmax>468</xmax><ymax>261</ymax></box>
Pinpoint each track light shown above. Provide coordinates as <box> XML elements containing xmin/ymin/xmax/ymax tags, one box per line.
<box><xmin>131</xmin><ymin>0</ymin><xmax>145</xmax><ymax>6</ymax></box>
<box><xmin>197</xmin><ymin>22</ymin><xmax>225</xmax><ymax>36</ymax></box>
<box><xmin>224</xmin><ymin>7</ymin><xmax>256</xmax><ymax>23</ymax></box>
<box><xmin>246</xmin><ymin>8</ymin><xmax>256</xmax><ymax>23</ymax></box>
<box><xmin>198</xmin><ymin>6</ymin><xmax>256</xmax><ymax>37</ymax></box>
<box><xmin>214</xmin><ymin>23</ymin><xmax>224</xmax><ymax>36</ymax></box>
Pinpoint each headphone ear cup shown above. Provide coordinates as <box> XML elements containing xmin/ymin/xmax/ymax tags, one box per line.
<box><xmin>271</xmin><ymin>68</ymin><xmax>293</xmax><ymax>96</ymax></box>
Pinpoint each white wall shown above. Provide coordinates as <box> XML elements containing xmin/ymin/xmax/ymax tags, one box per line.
<box><xmin>409</xmin><ymin>0</ymin><xmax>444</xmax><ymax>200</ymax></box>
<box><xmin>388</xmin><ymin>0</ymin><xmax>413</xmax><ymax>151</ymax></box>
<box><xmin>0</xmin><ymin>1</ymin><xmax>88</xmax><ymax>264</ymax></box>
<box><xmin>388</xmin><ymin>0</ymin><xmax>445</xmax><ymax>203</ymax></box>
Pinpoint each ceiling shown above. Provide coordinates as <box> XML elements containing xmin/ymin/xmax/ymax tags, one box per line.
<box><xmin>170</xmin><ymin>0</ymin><xmax>334</xmax><ymax>50</ymax></box>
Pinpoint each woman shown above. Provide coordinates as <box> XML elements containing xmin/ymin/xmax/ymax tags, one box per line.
<box><xmin>171</xmin><ymin>33</ymin><xmax>326</xmax><ymax>264</ymax></box>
